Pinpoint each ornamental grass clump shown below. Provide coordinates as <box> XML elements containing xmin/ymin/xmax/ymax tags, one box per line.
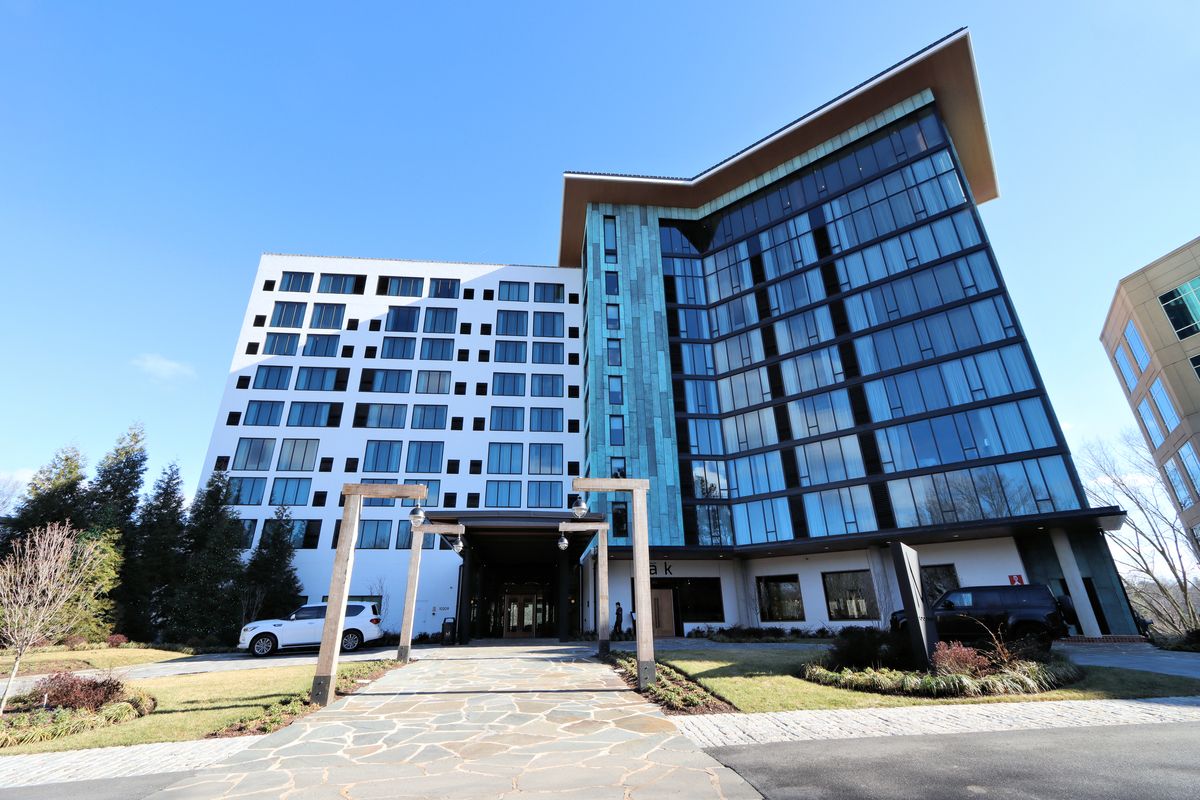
<box><xmin>0</xmin><ymin>673</ymin><xmax>157</xmax><ymax>747</ymax></box>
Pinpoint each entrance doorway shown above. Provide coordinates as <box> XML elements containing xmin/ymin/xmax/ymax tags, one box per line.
<box><xmin>651</xmin><ymin>588</ymin><xmax>675</xmax><ymax>638</ymax></box>
<box><xmin>503</xmin><ymin>593</ymin><xmax>540</xmax><ymax>638</ymax></box>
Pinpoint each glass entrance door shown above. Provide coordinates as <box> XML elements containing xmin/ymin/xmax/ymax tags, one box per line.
<box><xmin>503</xmin><ymin>594</ymin><xmax>537</xmax><ymax>638</ymax></box>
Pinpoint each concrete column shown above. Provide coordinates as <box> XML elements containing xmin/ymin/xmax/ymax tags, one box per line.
<box><xmin>557</xmin><ymin>547</ymin><xmax>571</xmax><ymax>642</ymax></box>
<box><xmin>311</xmin><ymin>493</ymin><xmax>361</xmax><ymax>706</ymax></box>
<box><xmin>1050</xmin><ymin>529</ymin><xmax>1102</xmax><ymax>637</ymax></box>
<box><xmin>630</xmin><ymin>487</ymin><xmax>655</xmax><ymax>688</ymax></box>
<box><xmin>396</xmin><ymin>526</ymin><xmax>426</xmax><ymax>662</ymax></box>
<box><xmin>597</xmin><ymin>530</ymin><xmax>610</xmax><ymax>656</ymax></box>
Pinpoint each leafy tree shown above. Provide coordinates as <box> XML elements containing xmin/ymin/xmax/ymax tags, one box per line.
<box><xmin>242</xmin><ymin>505</ymin><xmax>304</xmax><ymax>623</ymax></box>
<box><xmin>164</xmin><ymin>472</ymin><xmax>246</xmax><ymax>644</ymax></box>
<box><xmin>123</xmin><ymin>464</ymin><xmax>187</xmax><ymax>642</ymax></box>
<box><xmin>8</xmin><ymin>447</ymin><xmax>90</xmax><ymax>538</ymax></box>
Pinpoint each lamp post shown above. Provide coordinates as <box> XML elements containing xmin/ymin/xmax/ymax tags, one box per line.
<box><xmin>571</xmin><ymin>477</ymin><xmax>654</xmax><ymax>688</ymax></box>
<box><xmin>311</xmin><ymin>482</ymin><xmax>427</xmax><ymax>706</ymax></box>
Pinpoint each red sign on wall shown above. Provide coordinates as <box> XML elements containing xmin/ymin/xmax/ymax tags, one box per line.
<box><xmin>1008</xmin><ymin>574</ymin><xmax>1025</xmax><ymax>585</ymax></box>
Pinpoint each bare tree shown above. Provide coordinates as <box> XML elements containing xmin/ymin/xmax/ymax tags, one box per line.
<box><xmin>1080</xmin><ymin>431</ymin><xmax>1200</xmax><ymax>636</ymax></box>
<box><xmin>368</xmin><ymin>577</ymin><xmax>390</xmax><ymax>623</ymax></box>
<box><xmin>0</xmin><ymin>522</ymin><xmax>104</xmax><ymax>714</ymax></box>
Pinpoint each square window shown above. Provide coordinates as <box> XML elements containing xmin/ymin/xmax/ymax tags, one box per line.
<box><xmin>568</xmin><ymin>385</ymin><xmax>580</xmax><ymax>398</ymax></box>
<box><xmin>319</xmin><ymin>457</ymin><xmax>333</xmax><ymax>472</ymax></box>
<box><xmin>568</xmin><ymin>419</ymin><xmax>580</xmax><ymax>433</ymax></box>
<box><xmin>263</xmin><ymin>279</ymin><xmax>276</xmax><ymax>291</ymax></box>
<box><xmin>480</xmin><ymin>323</ymin><xmax>492</xmax><ymax>335</ymax></box>
<box><xmin>569</xmin><ymin>326</ymin><xmax>580</xmax><ymax>338</ymax></box>
<box><xmin>253</xmin><ymin>314</ymin><xmax>266</xmax><ymax>327</ymax></box>
<box><xmin>236</xmin><ymin>375</ymin><xmax>251</xmax><ymax>389</ymax></box>
<box><xmin>214</xmin><ymin>455</ymin><xmax>230</xmax><ymax>471</ymax></box>
<box><xmin>568</xmin><ymin>353</ymin><xmax>579</xmax><ymax>365</ymax></box>
<box><xmin>467</xmin><ymin>492</ymin><xmax>480</xmax><ymax>508</ymax></box>
<box><xmin>568</xmin><ymin>460</ymin><xmax>580</xmax><ymax>476</ymax></box>
<box><xmin>443</xmin><ymin>492</ymin><xmax>458</xmax><ymax>507</ymax></box>
<box><xmin>345</xmin><ymin>457</ymin><xmax>359</xmax><ymax>472</ymax></box>
<box><xmin>473</xmin><ymin>417</ymin><xmax>485</xmax><ymax>431</ymax></box>
<box><xmin>569</xmin><ymin>292</ymin><xmax>579</xmax><ymax>304</ymax></box>
<box><xmin>463</xmin><ymin>288</ymin><xmax>475</xmax><ymax>300</ymax></box>
<box><xmin>469</xmin><ymin>460</ymin><xmax>482</xmax><ymax>475</ymax></box>
<box><xmin>313</xmin><ymin>491</ymin><xmax>328</xmax><ymax>507</ymax></box>
<box><xmin>454</xmin><ymin>381</ymin><xmax>467</xmax><ymax>395</ymax></box>
<box><xmin>365</xmin><ymin>346</ymin><xmax>377</xmax><ymax>359</ymax></box>
<box><xmin>451</xmin><ymin>416</ymin><xmax>463</xmax><ymax>430</ymax></box>
<box><xmin>447</xmin><ymin>458</ymin><xmax>460</xmax><ymax>474</ymax></box>
<box><xmin>483</xmin><ymin>289</ymin><xmax>494</xmax><ymax>301</ymax></box>
<box><xmin>459</xmin><ymin>322</ymin><xmax>472</xmax><ymax>334</ymax></box>
<box><xmin>476</xmin><ymin>382</ymin><xmax>488</xmax><ymax>395</ymax></box>
<box><xmin>227</xmin><ymin>411</ymin><xmax>241</xmax><ymax>425</ymax></box>
<box><xmin>245</xmin><ymin>342</ymin><xmax>259</xmax><ymax>355</ymax></box>
<box><xmin>341</xmin><ymin>345</ymin><xmax>353</xmax><ymax>358</ymax></box>
<box><xmin>369</xmin><ymin>319</ymin><xmax>381</xmax><ymax>332</ymax></box>
<box><xmin>457</xmin><ymin>349</ymin><xmax>469</xmax><ymax>362</ymax></box>
<box><xmin>478</xmin><ymin>350</ymin><xmax>490</xmax><ymax>362</ymax></box>
<box><xmin>347</xmin><ymin>318</ymin><xmax>359</xmax><ymax>331</ymax></box>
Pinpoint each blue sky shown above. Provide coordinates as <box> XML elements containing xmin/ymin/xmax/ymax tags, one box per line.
<box><xmin>1</xmin><ymin>2</ymin><xmax>1197</xmax><ymax>496</ymax></box>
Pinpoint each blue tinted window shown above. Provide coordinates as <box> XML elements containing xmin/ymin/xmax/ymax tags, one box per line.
<box><xmin>1177</xmin><ymin>443</ymin><xmax>1200</xmax><ymax>494</ymax></box>
<box><xmin>605</xmin><ymin>272</ymin><xmax>619</xmax><ymax>295</ymax></box>
<box><xmin>361</xmin><ymin>403</ymin><xmax>407</xmax><ymax>428</ymax></box>
<box><xmin>1113</xmin><ymin>347</ymin><xmax>1138</xmax><ymax>391</ymax></box>
<box><xmin>496</xmin><ymin>310</ymin><xmax>528</xmax><ymax>336</ymax></box>
<box><xmin>287</xmin><ymin>402</ymin><xmax>334</xmax><ymax>427</ymax></box>
<box><xmin>429</xmin><ymin>278</ymin><xmax>460</xmax><ymax>299</ymax></box>
<box><xmin>381</xmin><ymin>337</ymin><xmax>416</xmax><ymax>359</ymax></box>
<box><xmin>494</xmin><ymin>340</ymin><xmax>527</xmax><ymax>363</ymax></box>
<box><xmin>488</xmin><ymin>443</ymin><xmax>523</xmax><ymax>474</ymax></box>
<box><xmin>264</xmin><ymin>333</ymin><xmax>298</xmax><ymax>355</ymax></box>
<box><xmin>363</xmin><ymin>440</ymin><xmax>403</xmax><ymax>472</ymax></box>
<box><xmin>415</xmin><ymin>370</ymin><xmax>450</xmax><ymax>393</ymax></box>
<box><xmin>244</xmin><ymin>401</ymin><xmax>284</xmax><ymax>426</ymax></box>
<box><xmin>490</xmin><ymin>406</ymin><xmax>525</xmax><ymax>431</ymax></box>
<box><xmin>254</xmin><ymin>365</ymin><xmax>292</xmax><ymax>390</ymax></box>
<box><xmin>529</xmin><ymin>408</ymin><xmax>563</xmax><ymax>432</ymax></box>
<box><xmin>1164</xmin><ymin>459</ymin><xmax>1193</xmax><ymax>509</ymax></box>
<box><xmin>411</xmin><ymin>404</ymin><xmax>448</xmax><ymax>429</ymax></box>
<box><xmin>318</xmin><ymin>274</ymin><xmax>360</xmax><ymax>294</ymax></box>
<box><xmin>1138</xmin><ymin>398</ymin><xmax>1165</xmax><ymax>447</ymax></box>
<box><xmin>1124</xmin><ymin>321</ymin><xmax>1150</xmax><ymax>371</ymax></box>
<box><xmin>533</xmin><ymin>311</ymin><xmax>564</xmax><ymax>337</ymax></box>
<box><xmin>498</xmin><ymin>281</ymin><xmax>529</xmax><ymax>301</ymax></box>
<box><xmin>232</xmin><ymin>438</ymin><xmax>275</xmax><ymax>471</ymax></box>
<box><xmin>530</xmin><ymin>374</ymin><xmax>562</xmax><ymax>397</ymax></box>
<box><xmin>276</xmin><ymin>438</ymin><xmax>319</xmax><ymax>471</ymax></box>
<box><xmin>423</xmin><ymin>307</ymin><xmax>456</xmax><ymax>333</ymax></box>
<box><xmin>303</xmin><ymin>334</ymin><xmax>340</xmax><ymax>357</ymax></box>
<box><xmin>270</xmin><ymin>477</ymin><xmax>311</xmax><ymax>506</ymax></box>
<box><xmin>1150</xmin><ymin>379</ymin><xmax>1181</xmax><ymax>431</ymax></box>
<box><xmin>295</xmin><ymin>367</ymin><xmax>339</xmax><ymax>391</ymax></box>
<box><xmin>357</xmin><ymin>520</ymin><xmax>391</xmax><ymax>549</ymax></box>
<box><xmin>485</xmin><ymin>480</ymin><xmax>522</xmax><ymax>508</ymax></box>
<box><xmin>607</xmin><ymin>339</ymin><xmax>622</xmax><ymax>366</ymax></box>
<box><xmin>609</xmin><ymin>415</ymin><xmax>625</xmax><ymax>446</ymax></box>
<box><xmin>492</xmin><ymin>373</ymin><xmax>526</xmax><ymax>396</ymax></box>
<box><xmin>532</xmin><ymin>342</ymin><xmax>564</xmax><ymax>364</ymax></box>
<box><xmin>406</xmin><ymin>441</ymin><xmax>443</xmax><ymax>473</ymax></box>
<box><xmin>386</xmin><ymin>306</ymin><xmax>419</xmax><ymax>332</ymax></box>
<box><xmin>279</xmin><ymin>272</ymin><xmax>312</xmax><ymax>292</ymax></box>
<box><xmin>380</xmin><ymin>276</ymin><xmax>423</xmax><ymax>297</ymax></box>
<box><xmin>310</xmin><ymin>303</ymin><xmax>345</xmax><ymax>329</ymax></box>
<box><xmin>270</xmin><ymin>302</ymin><xmax>306</xmax><ymax>328</ymax></box>
<box><xmin>361</xmin><ymin>477</ymin><xmax>397</xmax><ymax>507</ymax></box>
<box><xmin>367</xmin><ymin>369</ymin><xmax>411</xmax><ymax>393</ymax></box>
<box><xmin>528</xmin><ymin>444</ymin><xmax>562</xmax><ymax>475</ymax></box>
<box><xmin>420</xmin><ymin>338</ymin><xmax>454</xmax><ymax>361</ymax></box>
<box><xmin>1159</xmin><ymin>277</ymin><xmax>1200</xmax><ymax>340</ymax></box>
<box><xmin>229</xmin><ymin>477</ymin><xmax>266</xmax><ymax>505</ymax></box>
<box><xmin>528</xmin><ymin>481</ymin><xmax>562</xmax><ymax>508</ymax></box>
<box><xmin>534</xmin><ymin>283</ymin><xmax>565</xmax><ymax>303</ymax></box>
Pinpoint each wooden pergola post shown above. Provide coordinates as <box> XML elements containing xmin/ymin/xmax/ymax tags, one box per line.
<box><xmin>572</xmin><ymin>477</ymin><xmax>654</xmax><ymax>688</ymax></box>
<box><xmin>560</xmin><ymin>521</ymin><xmax>609</xmax><ymax>656</ymax></box>
<box><xmin>310</xmin><ymin>482</ymin><xmax>428</xmax><ymax>707</ymax></box>
<box><xmin>397</xmin><ymin>521</ymin><xmax>465</xmax><ymax>663</ymax></box>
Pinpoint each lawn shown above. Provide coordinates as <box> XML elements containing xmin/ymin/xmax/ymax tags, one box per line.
<box><xmin>660</xmin><ymin>647</ymin><xmax>1200</xmax><ymax>713</ymax></box>
<box><xmin>0</xmin><ymin>648</ymin><xmax>190</xmax><ymax>676</ymax></box>
<box><xmin>0</xmin><ymin>660</ymin><xmax>396</xmax><ymax>754</ymax></box>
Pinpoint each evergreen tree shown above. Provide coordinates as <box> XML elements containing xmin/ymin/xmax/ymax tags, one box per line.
<box><xmin>243</xmin><ymin>505</ymin><xmax>304</xmax><ymax>623</ymax></box>
<box><xmin>125</xmin><ymin>464</ymin><xmax>187</xmax><ymax>642</ymax></box>
<box><xmin>9</xmin><ymin>447</ymin><xmax>90</xmax><ymax>537</ymax></box>
<box><xmin>164</xmin><ymin>472</ymin><xmax>246</xmax><ymax>645</ymax></box>
<box><xmin>89</xmin><ymin>425</ymin><xmax>148</xmax><ymax>636</ymax></box>
<box><xmin>64</xmin><ymin>528</ymin><xmax>123</xmax><ymax>641</ymax></box>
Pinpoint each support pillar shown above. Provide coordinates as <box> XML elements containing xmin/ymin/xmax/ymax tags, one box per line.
<box><xmin>396</xmin><ymin>526</ymin><xmax>426</xmax><ymax>663</ymax></box>
<box><xmin>597</xmin><ymin>529</ymin><xmax>610</xmax><ymax>657</ymax></box>
<box><xmin>311</xmin><ymin>493</ymin><xmax>361</xmax><ymax>706</ymax></box>
<box><xmin>1050</xmin><ymin>529</ymin><xmax>1102</xmax><ymax>637</ymax></box>
<box><xmin>630</xmin><ymin>486</ymin><xmax>655</xmax><ymax>689</ymax></box>
<box><xmin>557</xmin><ymin>546</ymin><xmax>571</xmax><ymax>642</ymax></box>
<box><xmin>456</xmin><ymin>542</ymin><xmax>472</xmax><ymax>645</ymax></box>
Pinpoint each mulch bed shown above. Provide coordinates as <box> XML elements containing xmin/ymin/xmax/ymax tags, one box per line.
<box><xmin>605</xmin><ymin>653</ymin><xmax>735</xmax><ymax>715</ymax></box>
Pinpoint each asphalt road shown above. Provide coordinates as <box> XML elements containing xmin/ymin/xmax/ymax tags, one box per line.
<box><xmin>0</xmin><ymin>771</ymin><xmax>192</xmax><ymax>800</ymax></box>
<box><xmin>710</xmin><ymin>721</ymin><xmax>1200</xmax><ymax>800</ymax></box>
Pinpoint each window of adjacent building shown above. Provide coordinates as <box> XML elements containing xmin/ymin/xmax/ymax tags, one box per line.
<box><xmin>264</xmin><ymin>332</ymin><xmax>299</xmax><ymax>356</ymax></box>
<box><xmin>405</xmin><ymin>441</ymin><xmax>444</xmax><ymax>473</ymax></box>
<box><xmin>487</xmin><ymin>442</ymin><xmax>523</xmax><ymax>474</ymax></box>
<box><xmin>279</xmin><ymin>271</ymin><xmax>313</xmax><ymax>292</ymax></box>
<box><xmin>378</xmin><ymin>337</ymin><xmax>414</xmax><ymax>360</ymax></box>
<box><xmin>603</xmin><ymin>215</ymin><xmax>618</xmax><ymax>263</ymax></box>
<box><xmin>386</xmin><ymin>306</ymin><xmax>420</xmax><ymax>332</ymax></box>
<box><xmin>611</xmin><ymin>500</ymin><xmax>629</xmax><ymax>538</ymax></box>
<box><xmin>606</xmin><ymin>338</ymin><xmax>622</xmax><ymax>367</ymax></box>
<box><xmin>756</xmin><ymin>575</ymin><xmax>804</xmax><ymax>621</ymax></box>
<box><xmin>498</xmin><ymin>281</ymin><xmax>529</xmax><ymax>302</ymax></box>
<box><xmin>604</xmin><ymin>272</ymin><xmax>619</xmax><ymax>295</ymax></box>
<box><xmin>919</xmin><ymin>564</ymin><xmax>960</xmax><ymax>606</ymax></box>
<box><xmin>300</xmin><ymin>334</ymin><xmax>338</xmax><ymax>357</ymax></box>
<box><xmin>232</xmin><ymin>438</ymin><xmax>275</xmax><ymax>471</ymax></box>
<box><xmin>318</xmin><ymin>274</ymin><xmax>361</xmax><ymax>294</ymax></box>
<box><xmin>485</xmin><ymin>480</ymin><xmax>522</xmax><ymax>508</ymax></box>
<box><xmin>357</xmin><ymin>520</ymin><xmax>391</xmax><ymax>549</ymax></box>
<box><xmin>245</xmin><ymin>400</ymin><xmax>284</xmax><ymax>426</ymax></box>
<box><xmin>609</xmin><ymin>415</ymin><xmax>625</xmax><ymax>446</ymax></box>
<box><xmin>269</xmin><ymin>477</ymin><xmax>311</xmax><ymax>506</ymax></box>
<box><xmin>423</xmin><ymin>307</ymin><xmax>456</xmax><ymax>333</ymax></box>
<box><xmin>286</xmin><ymin>402</ymin><xmax>337</xmax><ymax>427</ymax></box>
<box><xmin>365</xmin><ymin>369</ymin><xmax>412</xmax><ymax>393</ymax></box>
<box><xmin>527</xmin><ymin>481</ymin><xmax>562</xmax><ymax>508</ymax></box>
<box><xmin>492</xmin><ymin>372</ymin><xmax>526</xmax><ymax>396</ymax></box>
<box><xmin>411</xmin><ymin>404</ymin><xmax>448</xmax><ymax>430</ymax></box>
<box><xmin>270</xmin><ymin>301</ymin><xmax>306</xmax><ymax>328</ymax></box>
<box><xmin>415</xmin><ymin>370</ymin><xmax>451</xmax><ymax>394</ymax></box>
<box><xmin>429</xmin><ymin>278</ymin><xmax>460</xmax><ymax>299</ymax></box>
<box><xmin>1177</xmin><ymin>442</ymin><xmax>1200</xmax><ymax>495</ymax></box>
<box><xmin>295</xmin><ymin>366</ymin><xmax>341</xmax><ymax>391</ymax></box>
<box><xmin>1164</xmin><ymin>458</ymin><xmax>1194</xmax><ymax>509</ymax></box>
<box><xmin>608</xmin><ymin>376</ymin><xmax>624</xmax><ymax>405</ymax></box>
<box><xmin>531</xmin><ymin>342</ymin><xmax>564</xmax><ymax>364</ymax></box>
<box><xmin>534</xmin><ymin>283</ymin><xmax>565</xmax><ymax>303</ymax></box>
<box><xmin>496</xmin><ymin>310</ymin><xmax>528</xmax><ymax>336</ymax></box>
<box><xmin>420</xmin><ymin>338</ymin><xmax>455</xmax><ymax>361</ymax></box>
<box><xmin>1113</xmin><ymin>345</ymin><xmax>1138</xmax><ymax>391</ymax></box>
<box><xmin>276</xmin><ymin>438</ymin><xmax>318</xmax><ymax>471</ymax></box>
<box><xmin>606</xmin><ymin>304</ymin><xmax>621</xmax><ymax>330</ymax></box>
<box><xmin>357</xmin><ymin>403</ymin><xmax>407</xmax><ymax>428</ymax></box>
<box><xmin>529</xmin><ymin>407</ymin><xmax>562</xmax><ymax>432</ymax></box>
<box><xmin>1149</xmin><ymin>379</ymin><xmax>1181</xmax><ymax>431</ymax></box>
<box><xmin>1123</xmin><ymin>320</ymin><xmax>1151</xmax><ymax>371</ymax></box>
<box><xmin>309</xmin><ymin>303</ymin><xmax>345</xmax><ymax>330</ymax></box>
<box><xmin>533</xmin><ymin>311</ymin><xmax>564</xmax><ymax>337</ymax></box>
<box><xmin>229</xmin><ymin>477</ymin><xmax>266</xmax><ymax>505</ymax></box>
<box><xmin>254</xmin><ymin>365</ymin><xmax>292</xmax><ymax>390</ymax></box>
<box><xmin>1138</xmin><ymin>398</ymin><xmax>1165</xmax><ymax>448</ymax></box>
<box><xmin>528</xmin><ymin>443</ymin><xmax>563</xmax><ymax>475</ymax></box>
<box><xmin>490</xmin><ymin>406</ymin><xmax>525</xmax><ymax>431</ymax></box>
<box><xmin>494</xmin><ymin>340</ymin><xmax>527</xmax><ymax>363</ymax></box>
<box><xmin>610</xmin><ymin>457</ymin><xmax>626</xmax><ymax>478</ymax></box>
<box><xmin>363</xmin><ymin>440</ymin><xmax>403</xmax><ymax>472</ymax></box>
<box><xmin>822</xmin><ymin>570</ymin><xmax>879</xmax><ymax>620</ymax></box>
<box><xmin>1159</xmin><ymin>277</ymin><xmax>1200</xmax><ymax>340</ymax></box>
<box><xmin>531</xmin><ymin>374</ymin><xmax>563</xmax><ymax>397</ymax></box>
<box><xmin>379</xmin><ymin>276</ymin><xmax>423</xmax><ymax>297</ymax></box>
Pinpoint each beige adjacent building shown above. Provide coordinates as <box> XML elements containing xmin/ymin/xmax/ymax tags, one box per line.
<box><xmin>1102</xmin><ymin>235</ymin><xmax>1200</xmax><ymax>538</ymax></box>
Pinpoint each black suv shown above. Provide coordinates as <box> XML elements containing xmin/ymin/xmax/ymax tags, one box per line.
<box><xmin>890</xmin><ymin>584</ymin><xmax>1076</xmax><ymax>645</ymax></box>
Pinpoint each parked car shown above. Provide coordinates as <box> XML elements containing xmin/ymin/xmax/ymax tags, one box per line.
<box><xmin>239</xmin><ymin>602</ymin><xmax>384</xmax><ymax>657</ymax></box>
<box><xmin>890</xmin><ymin>584</ymin><xmax>1076</xmax><ymax>646</ymax></box>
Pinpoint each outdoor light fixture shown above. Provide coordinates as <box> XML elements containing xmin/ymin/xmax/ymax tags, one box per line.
<box><xmin>571</xmin><ymin>495</ymin><xmax>588</xmax><ymax>518</ymax></box>
<box><xmin>557</xmin><ymin>533</ymin><xmax>569</xmax><ymax>551</ymax></box>
<box><xmin>408</xmin><ymin>504</ymin><xmax>426</xmax><ymax>527</ymax></box>
<box><xmin>452</xmin><ymin>534</ymin><xmax>464</xmax><ymax>554</ymax></box>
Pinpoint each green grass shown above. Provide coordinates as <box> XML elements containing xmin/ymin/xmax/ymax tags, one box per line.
<box><xmin>0</xmin><ymin>660</ymin><xmax>396</xmax><ymax>754</ymax></box>
<box><xmin>0</xmin><ymin>648</ymin><xmax>189</xmax><ymax>676</ymax></box>
<box><xmin>660</xmin><ymin>647</ymin><xmax>1200</xmax><ymax>713</ymax></box>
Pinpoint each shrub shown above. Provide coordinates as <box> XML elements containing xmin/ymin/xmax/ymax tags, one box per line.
<box><xmin>62</xmin><ymin>635</ymin><xmax>89</xmax><ymax>650</ymax></box>
<box><xmin>931</xmin><ymin>641</ymin><xmax>991</xmax><ymax>677</ymax></box>
<box><xmin>801</xmin><ymin>657</ymin><xmax>1082</xmax><ymax>697</ymax></box>
<box><xmin>106</xmin><ymin>634</ymin><xmax>129</xmax><ymax>649</ymax></box>
<box><xmin>829</xmin><ymin>626</ymin><xmax>902</xmax><ymax>669</ymax></box>
<box><xmin>33</xmin><ymin>672</ymin><xmax>124</xmax><ymax>712</ymax></box>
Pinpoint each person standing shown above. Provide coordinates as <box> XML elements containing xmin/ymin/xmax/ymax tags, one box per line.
<box><xmin>613</xmin><ymin>601</ymin><xmax>623</xmax><ymax>636</ymax></box>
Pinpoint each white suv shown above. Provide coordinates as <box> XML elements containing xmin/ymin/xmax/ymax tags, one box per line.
<box><xmin>239</xmin><ymin>602</ymin><xmax>384</xmax><ymax>657</ymax></box>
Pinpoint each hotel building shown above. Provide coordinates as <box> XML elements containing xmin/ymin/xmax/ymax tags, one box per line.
<box><xmin>201</xmin><ymin>29</ymin><xmax>1137</xmax><ymax>641</ymax></box>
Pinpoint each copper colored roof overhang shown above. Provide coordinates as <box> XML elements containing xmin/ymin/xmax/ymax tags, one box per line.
<box><xmin>557</xmin><ymin>28</ymin><xmax>995</xmax><ymax>266</ymax></box>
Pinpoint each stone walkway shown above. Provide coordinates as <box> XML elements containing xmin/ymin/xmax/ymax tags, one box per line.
<box><xmin>0</xmin><ymin>736</ymin><xmax>265</xmax><ymax>788</ymax></box>
<box><xmin>675</xmin><ymin>695</ymin><xmax>1200</xmax><ymax>748</ymax></box>
<box><xmin>150</xmin><ymin>643</ymin><xmax>758</xmax><ymax>799</ymax></box>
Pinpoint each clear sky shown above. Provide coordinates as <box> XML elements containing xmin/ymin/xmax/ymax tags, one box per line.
<box><xmin>1</xmin><ymin>1</ymin><xmax>1197</xmax><ymax>497</ymax></box>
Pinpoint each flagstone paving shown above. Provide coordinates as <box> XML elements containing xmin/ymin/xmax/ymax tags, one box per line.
<box><xmin>150</xmin><ymin>643</ymin><xmax>759</xmax><ymax>799</ymax></box>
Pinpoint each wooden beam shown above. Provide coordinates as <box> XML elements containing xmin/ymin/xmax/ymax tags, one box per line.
<box><xmin>342</xmin><ymin>483</ymin><xmax>428</xmax><ymax>499</ymax></box>
<box><xmin>311</xmin><ymin>492</ymin><xmax>362</xmax><ymax>706</ymax></box>
<box><xmin>558</xmin><ymin>522</ymin><xmax>609</xmax><ymax>533</ymax></box>
<box><xmin>413</xmin><ymin>523</ymin><xmax>466</xmax><ymax>535</ymax></box>
<box><xmin>572</xmin><ymin>477</ymin><xmax>650</xmax><ymax>492</ymax></box>
<box><xmin>396</xmin><ymin>527</ymin><xmax>426</xmax><ymax>663</ymax></box>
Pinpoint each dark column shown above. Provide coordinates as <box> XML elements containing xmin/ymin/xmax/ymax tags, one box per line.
<box><xmin>456</xmin><ymin>543</ymin><xmax>473</xmax><ymax>645</ymax></box>
<box><xmin>557</xmin><ymin>546</ymin><xmax>571</xmax><ymax>642</ymax></box>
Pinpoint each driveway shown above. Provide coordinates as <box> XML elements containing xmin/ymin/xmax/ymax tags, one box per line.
<box><xmin>149</xmin><ymin>643</ymin><xmax>757</xmax><ymax>799</ymax></box>
<box><xmin>1054</xmin><ymin>641</ymin><xmax>1200</xmax><ymax>679</ymax></box>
